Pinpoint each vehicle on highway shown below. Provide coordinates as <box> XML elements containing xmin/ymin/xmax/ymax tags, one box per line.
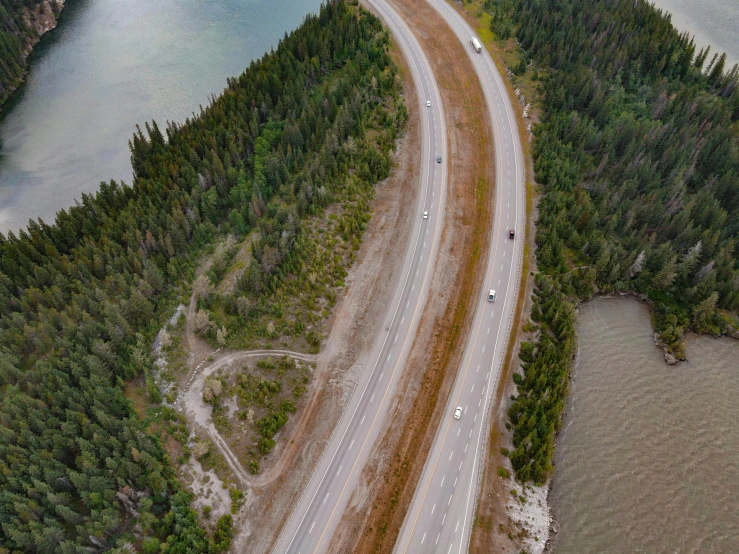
<box><xmin>423</xmin><ymin>210</ymin><xmax>428</xmax><ymax>219</ymax></box>
<box><xmin>426</xmin><ymin>100</ymin><xmax>431</xmax><ymax>107</ymax></box>
<box><xmin>471</xmin><ymin>36</ymin><xmax>482</xmax><ymax>53</ymax></box>
<box><xmin>437</xmin><ymin>155</ymin><xmax>442</xmax><ymax>163</ymax></box>
<box><xmin>454</xmin><ymin>407</ymin><xmax>462</xmax><ymax>420</ymax></box>
<box><xmin>509</xmin><ymin>229</ymin><xmax>515</xmax><ymax>239</ymax></box>
<box><xmin>488</xmin><ymin>289</ymin><xmax>496</xmax><ymax>302</ymax></box>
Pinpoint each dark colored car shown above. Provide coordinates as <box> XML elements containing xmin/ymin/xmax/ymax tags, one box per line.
<box><xmin>509</xmin><ymin>229</ymin><xmax>515</xmax><ymax>239</ymax></box>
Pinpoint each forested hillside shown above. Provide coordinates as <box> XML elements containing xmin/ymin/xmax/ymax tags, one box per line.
<box><xmin>485</xmin><ymin>0</ymin><xmax>739</xmax><ymax>484</ymax></box>
<box><xmin>0</xmin><ymin>1</ymin><xmax>400</xmax><ymax>551</ymax></box>
<box><xmin>0</xmin><ymin>0</ymin><xmax>63</xmax><ymax>104</ymax></box>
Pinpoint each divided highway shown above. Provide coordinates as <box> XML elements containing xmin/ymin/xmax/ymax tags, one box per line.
<box><xmin>395</xmin><ymin>1</ymin><xmax>525</xmax><ymax>553</ymax></box>
<box><xmin>271</xmin><ymin>1</ymin><xmax>447</xmax><ymax>552</ymax></box>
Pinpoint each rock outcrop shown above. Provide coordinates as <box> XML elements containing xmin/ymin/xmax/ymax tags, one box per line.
<box><xmin>653</xmin><ymin>331</ymin><xmax>682</xmax><ymax>365</ymax></box>
<box><xmin>0</xmin><ymin>0</ymin><xmax>65</xmax><ymax>105</ymax></box>
<box><xmin>23</xmin><ymin>0</ymin><xmax>65</xmax><ymax>38</ymax></box>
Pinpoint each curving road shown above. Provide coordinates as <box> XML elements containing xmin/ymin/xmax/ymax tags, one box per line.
<box><xmin>394</xmin><ymin>1</ymin><xmax>525</xmax><ymax>553</ymax></box>
<box><xmin>271</xmin><ymin>1</ymin><xmax>448</xmax><ymax>552</ymax></box>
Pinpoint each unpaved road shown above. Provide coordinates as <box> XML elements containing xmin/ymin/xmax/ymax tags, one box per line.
<box><xmin>394</xmin><ymin>2</ymin><xmax>525</xmax><ymax>553</ymax></box>
<box><xmin>179</xmin><ymin>349</ymin><xmax>317</xmax><ymax>489</ymax></box>
<box><xmin>271</xmin><ymin>0</ymin><xmax>448</xmax><ymax>551</ymax></box>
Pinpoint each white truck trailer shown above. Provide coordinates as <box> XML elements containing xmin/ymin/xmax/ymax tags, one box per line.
<box><xmin>471</xmin><ymin>36</ymin><xmax>482</xmax><ymax>53</ymax></box>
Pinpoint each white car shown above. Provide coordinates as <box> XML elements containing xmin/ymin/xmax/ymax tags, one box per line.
<box><xmin>488</xmin><ymin>290</ymin><xmax>496</xmax><ymax>302</ymax></box>
<box><xmin>423</xmin><ymin>210</ymin><xmax>428</xmax><ymax>219</ymax></box>
<box><xmin>454</xmin><ymin>407</ymin><xmax>463</xmax><ymax>420</ymax></box>
<box><xmin>426</xmin><ymin>100</ymin><xmax>431</xmax><ymax>107</ymax></box>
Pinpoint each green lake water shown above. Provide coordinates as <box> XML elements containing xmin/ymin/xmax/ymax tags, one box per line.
<box><xmin>0</xmin><ymin>0</ymin><xmax>321</xmax><ymax>234</ymax></box>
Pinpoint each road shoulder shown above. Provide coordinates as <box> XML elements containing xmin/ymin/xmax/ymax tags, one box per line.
<box><xmin>234</xmin><ymin>33</ymin><xmax>424</xmax><ymax>554</ymax></box>
<box><xmin>329</xmin><ymin>0</ymin><xmax>496</xmax><ymax>550</ymax></box>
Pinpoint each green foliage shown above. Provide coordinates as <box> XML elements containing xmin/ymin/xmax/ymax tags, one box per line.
<box><xmin>488</xmin><ymin>0</ymin><xmax>739</xmax><ymax>484</ymax></box>
<box><xmin>0</xmin><ymin>1</ymin><xmax>396</xmax><ymax>549</ymax></box>
<box><xmin>234</xmin><ymin>358</ymin><xmax>308</xmax><ymax>468</ymax></box>
<box><xmin>212</xmin><ymin>514</ymin><xmax>234</xmax><ymax>552</ymax></box>
<box><xmin>196</xmin><ymin>41</ymin><xmax>403</xmax><ymax>353</ymax></box>
<box><xmin>229</xmin><ymin>487</ymin><xmax>245</xmax><ymax>514</ymax></box>
<box><xmin>146</xmin><ymin>374</ymin><xmax>163</xmax><ymax>403</ymax></box>
<box><xmin>142</xmin><ymin>537</ymin><xmax>161</xmax><ymax>554</ymax></box>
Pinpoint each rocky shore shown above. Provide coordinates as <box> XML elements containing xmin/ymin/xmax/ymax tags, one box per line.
<box><xmin>1</xmin><ymin>0</ymin><xmax>65</xmax><ymax>104</ymax></box>
<box><xmin>23</xmin><ymin>0</ymin><xmax>65</xmax><ymax>38</ymax></box>
<box><xmin>506</xmin><ymin>481</ymin><xmax>551</xmax><ymax>553</ymax></box>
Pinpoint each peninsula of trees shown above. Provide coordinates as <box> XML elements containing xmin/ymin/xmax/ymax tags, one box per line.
<box><xmin>0</xmin><ymin>1</ymin><xmax>400</xmax><ymax>551</ymax></box>
<box><xmin>486</xmin><ymin>0</ymin><xmax>739</xmax><ymax>484</ymax></box>
<box><xmin>0</xmin><ymin>0</ymin><xmax>64</xmax><ymax>105</ymax></box>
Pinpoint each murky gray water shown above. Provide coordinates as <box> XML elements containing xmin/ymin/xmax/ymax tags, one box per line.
<box><xmin>550</xmin><ymin>296</ymin><xmax>739</xmax><ymax>553</ymax></box>
<box><xmin>650</xmin><ymin>0</ymin><xmax>739</xmax><ymax>68</ymax></box>
<box><xmin>0</xmin><ymin>0</ymin><xmax>322</xmax><ymax>234</ymax></box>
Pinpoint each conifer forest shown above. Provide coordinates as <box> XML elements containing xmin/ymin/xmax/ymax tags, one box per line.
<box><xmin>0</xmin><ymin>1</ymin><xmax>401</xmax><ymax>551</ymax></box>
<box><xmin>487</xmin><ymin>0</ymin><xmax>739</xmax><ymax>484</ymax></box>
<box><xmin>1</xmin><ymin>0</ymin><xmax>738</xmax><ymax>548</ymax></box>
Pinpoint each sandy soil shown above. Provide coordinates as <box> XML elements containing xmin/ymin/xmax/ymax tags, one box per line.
<box><xmin>226</xmin><ymin>35</ymin><xmax>423</xmax><ymax>554</ymax></box>
<box><xmin>328</xmin><ymin>0</ymin><xmax>496</xmax><ymax>550</ymax></box>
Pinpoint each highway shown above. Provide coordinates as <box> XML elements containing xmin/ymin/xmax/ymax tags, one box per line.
<box><xmin>270</xmin><ymin>1</ymin><xmax>448</xmax><ymax>552</ymax></box>
<box><xmin>394</xmin><ymin>1</ymin><xmax>525</xmax><ymax>553</ymax></box>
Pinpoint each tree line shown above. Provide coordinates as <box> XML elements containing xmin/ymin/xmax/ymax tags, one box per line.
<box><xmin>485</xmin><ymin>0</ymin><xmax>739</xmax><ymax>484</ymax></box>
<box><xmin>0</xmin><ymin>1</ymin><xmax>395</xmax><ymax>551</ymax></box>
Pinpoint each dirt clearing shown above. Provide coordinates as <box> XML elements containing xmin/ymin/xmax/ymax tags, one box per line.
<box><xmin>329</xmin><ymin>0</ymin><xmax>495</xmax><ymax>551</ymax></box>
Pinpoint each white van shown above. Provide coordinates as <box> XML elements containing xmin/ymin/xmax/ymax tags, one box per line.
<box><xmin>471</xmin><ymin>37</ymin><xmax>482</xmax><ymax>53</ymax></box>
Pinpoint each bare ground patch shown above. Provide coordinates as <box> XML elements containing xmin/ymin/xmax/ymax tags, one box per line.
<box><xmin>329</xmin><ymin>0</ymin><xmax>495</xmax><ymax>551</ymax></box>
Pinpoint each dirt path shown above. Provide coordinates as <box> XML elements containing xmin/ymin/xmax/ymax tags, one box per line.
<box><xmin>178</xmin><ymin>348</ymin><xmax>317</xmax><ymax>490</ymax></box>
<box><xmin>185</xmin><ymin>244</ymin><xmax>220</xmax><ymax>369</ymax></box>
<box><xmin>328</xmin><ymin>0</ymin><xmax>496</xmax><ymax>551</ymax></box>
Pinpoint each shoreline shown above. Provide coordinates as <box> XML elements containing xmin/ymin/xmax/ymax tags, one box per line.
<box><xmin>543</xmin><ymin>295</ymin><xmax>739</xmax><ymax>553</ymax></box>
<box><xmin>504</xmin><ymin>290</ymin><xmax>739</xmax><ymax>554</ymax></box>
<box><xmin>1</xmin><ymin>0</ymin><xmax>65</xmax><ymax>108</ymax></box>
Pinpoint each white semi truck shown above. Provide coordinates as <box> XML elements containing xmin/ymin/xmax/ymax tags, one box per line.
<box><xmin>471</xmin><ymin>36</ymin><xmax>482</xmax><ymax>53</ymax></box>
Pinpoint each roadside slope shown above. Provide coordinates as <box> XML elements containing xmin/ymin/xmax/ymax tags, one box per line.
<box><xmin>271</xmin><ymin>0</ymin><xmax>449</xmax><ymax>548</ymax></box>
<box><xmin>237</xmin><ymin>35</ymin><xmax>424</xmax><ymax>554</ymax></box>
<box><xmin>329</xmin><ymin>0</ymin><xmax>495</xmax><ymax>550</ymax></box>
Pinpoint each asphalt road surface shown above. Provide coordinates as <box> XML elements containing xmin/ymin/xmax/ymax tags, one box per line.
<box><xmin>394</xmin><ymin>2</ymin><xmax>525</xmax><ymax>553</ymax></box>
<box><xmin>271</xmin><ymin>1</ymin><xmax>448</xmax><ymax>552</ymax></box>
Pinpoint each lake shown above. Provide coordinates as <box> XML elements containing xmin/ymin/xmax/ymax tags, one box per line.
<box><xmin>0</xmin><ymin>0</ymin><xmax>322</xmax><ymax>234</ymax></box>
<box><xmin>549</xmin><ymin>296</ymin><xmax>739</xmax><ymax>553</ymax></box>
<box><xmin>650</xmin><ymin>0</ymin><xmax>738</xmax><ymax>69</ymax></box>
